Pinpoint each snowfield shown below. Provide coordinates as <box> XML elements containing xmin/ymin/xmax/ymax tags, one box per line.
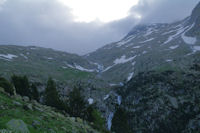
<box><xmin>114</xmin><ymin>55</ymin><xmax>137</xmax><ymax>64</ymax></box>
<box><xmin>169</xmin><ymin>45</ymin><xmax>179</xmax><ymax>50</ymax></box>
<box><xmin>0</xmin><ymin>54</ymin><xmax>18</xmax><ymax>60</ymax></box>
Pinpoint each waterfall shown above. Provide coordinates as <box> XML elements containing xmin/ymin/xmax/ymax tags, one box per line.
<box><xmin>107</xmin><ymin>112</ymin><xmax>114</xmax><ymax>130</ymax></box>
<box><xmin>117</xmin><ymin>95</ymin><xmax>122</xmax><ymax>105</ymax></box>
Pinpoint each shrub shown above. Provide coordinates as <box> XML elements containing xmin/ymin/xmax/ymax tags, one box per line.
<box><xmin>0</xmin><ymin>77</ymin><xmax>14</xmax><ymax>95</ymax></box>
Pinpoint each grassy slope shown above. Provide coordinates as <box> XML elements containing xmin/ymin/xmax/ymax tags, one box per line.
<box><xmin>0</xmin><ymin>89</ymin><xmax>101</xmax><ymax>133</ymax></box>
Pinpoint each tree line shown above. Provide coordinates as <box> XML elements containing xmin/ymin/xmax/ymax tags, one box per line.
<box><xmin>0</xmin><ymin>75</ymin><xmax>108</xmax><ymax>132</ymax></box>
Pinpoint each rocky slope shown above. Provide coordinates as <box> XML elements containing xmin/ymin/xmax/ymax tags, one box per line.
<box><xmin>0</xmin><ymin>88</ymin><xmax>102</xmax><ymax>133</ymax></box>
<box><xmin>112</xmin><ymin>61</ymin><xmax>200</xmax><ymax>133</ymax></box>
<box><xmin>86</xmin><ymin>2</ymin><xmax>200</xmax><ymax>84</ymax></box>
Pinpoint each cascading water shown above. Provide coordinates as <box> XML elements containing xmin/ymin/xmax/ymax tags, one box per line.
<box><xmin>107</xmin><ymin>112</ymin><xmax>114</xmax><ymax>130</ymax></box>
<box><xmin>117</xmin><ymin>95</ymin><xmax>122</xmax><ymax>105</ymax></box>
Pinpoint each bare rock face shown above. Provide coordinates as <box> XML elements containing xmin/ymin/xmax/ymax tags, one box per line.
<box><xmin>187</xmin><ymin>2</ymin><xmax>200</xmax><ymax>36</ymax></box>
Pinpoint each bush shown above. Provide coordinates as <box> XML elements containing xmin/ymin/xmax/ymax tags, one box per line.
<box><xmin>0</xmin><ymin>77</ymin><xmax>14</xmax><ymax>95</ymax></box>
<box><xmin>111</xmin><ymin>107</ymin><xmax>131</xmax><ymax>133</ymax></box>
<box><xmin>11</xmin><ymin>75</ymin><xmax>31</xmax><ymax>97</ymax></box>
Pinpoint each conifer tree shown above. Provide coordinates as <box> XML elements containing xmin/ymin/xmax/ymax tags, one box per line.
<box><xmin>44</xmin><ymin>78</ymin><xmax>61</xmax><ymax>109</ymax></box>
<box><xmin>11</xmin><ymin>75</ymin><xmax>30</xmax><ymax>97</ymax></box>
<box><xmin>0</xmin><ymin>77</ymin><xmax>14</xmax><ymax>95</ymax></box>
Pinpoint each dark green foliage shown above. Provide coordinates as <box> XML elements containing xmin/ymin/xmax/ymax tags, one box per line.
<box><xmin>86</xmin><ymin>105</ymin><xmax>106</xmax><ymax>131</ymax></box>
<box><xmin>11</xmin><ymin>75</ymin><xmax>31</xmax><ymax>97</ymax></box>
<box><xmin>30</xmin><ymin>83</ymin><xmax>39</xmax><ymax>101</ymax></box>
<box><xmin>44</xmin><ymin>78</ymin><xmax>62</xmax><ymax>109</ymax></box>
<box><xmin>68</xmin><ymin>87</ymin><xmax>87</xmax><ymax>118</ymax></box>
<box><xmin>111</xmin><ymin>107</ymin><xmax>131</xmax><ymax>133</ymax></box>
<box><xmin>0</xmin><ymin>77</ymin><xmax>14</xmax><ymax>95</ymax></box>
<box><xmin>91</xmin><ymin>109</ymin><xmax>106</xmax><ymax>130</ymax></box>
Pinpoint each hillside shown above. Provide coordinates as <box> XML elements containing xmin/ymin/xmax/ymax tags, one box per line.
<box><xmin>0</xmin><ymin>45</ymin><xmax>109</xmax><ymax>88</ymax></box>
<box><xmin>86</xmin><ymin>2</ymin><xmax>200</xmax><ymax>84</ymax></box>
<box><xmin>0</xmin><ymin>88</ymin><xmax>102</xmax><ymax>133</ymax></box>
<box><xmin>111</xmin><ymin>62</ymin><xmax>200</xmax><ymax>133</ymax></box>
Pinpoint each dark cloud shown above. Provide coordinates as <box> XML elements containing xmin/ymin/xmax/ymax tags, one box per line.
<box><xmin>0</xmin><ymin>0</ymin><xmax>199</xmax><ymax>55</ymax></box>
<box><xmin>130</xmin><ymin>0</ymin><xmax>199</xmax><ymax>24</ymax></box>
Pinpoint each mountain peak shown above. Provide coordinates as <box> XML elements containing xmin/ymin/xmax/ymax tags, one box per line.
<box><xmin>190</xmin><ymin>2</ymin><xmax>200</xmax><ymax>22</ymax></box>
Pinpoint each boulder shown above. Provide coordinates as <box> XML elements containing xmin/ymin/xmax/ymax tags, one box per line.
<box><xmin>32</xmin><ymin>120</ymin><xmax>40</xmax><ymax>128</ymax></box>
<box><xmin>14</xmin><ymin>95</ymin><xmax>22</xmax><ymax>100</ymax></box>
<box><xmin>23</xmin><ymin>104</ymin><xmax>33</xmax><ymax>111</ymax></box>
<box><xmin>22</xmin><ymin>96</ymin><xmax>30</xmax><ymax>102</ymax></box>
<box><xmin>6</xmin><ymin>119</ymin><xmax>30</xmax><ymax>133</ymax></box>
<box><xmin>76</xmin><ymin>117</ymin><xmax>83</xmax><ymax>123</ymax></box>
<box><xmin>13</xmin><ymin>101</ymin><xmax>22</xmax><ymax>106</ymax></box>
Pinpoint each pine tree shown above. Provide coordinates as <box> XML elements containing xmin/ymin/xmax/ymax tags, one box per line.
<box><xmin>68</xmin><ymin>86</ymin><xmax>87</xmax><ymax>118</ymax></box>
<box><xmin>0</xmin><ymin>77</ymin><xmax>14</xmax><ymax>95</ymax></box>
<box><xmin>30</xmin><ymin>83</ymin><xmax>39</xmax><ymax>101</ymax></box>
<box><xmin>111</xmin><ymin>107</ymin><xmax>131</xmax><ymax>133</ymax></box>
<box><xmin>44</xmin><ymin>78</ymin><xmax>61</xmax><ymax>109</ymax></box>
<box><xmin>11</xmin><ymin>75</ymin><xmax>30</xmax><ymax>97</ymax></box>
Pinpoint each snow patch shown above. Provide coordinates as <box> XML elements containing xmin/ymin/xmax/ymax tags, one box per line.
<box><xmin>20</xmin><ymin>54</ymin><xmax>28</xmax><ymax>59</ymax></box>
<box><xmin>139</xmin><ymin>38</ymin><xmax>154</xmax><ymax>43</ymax></box>
<box><xmin>88</xmin><ymin>98</ymin><xmax>94</xmax><ymax>105</ymax></box>
<box><xmin>114</xmin><ymin>55</ymin><xmax>137</xmax><ymax>64</ymax></box>
<box><xmin>47</xmin><ymin>57</ymin><xmax>53</xmax><ymax>60</ymax></box>
<box><xmin>142</xmin><ymin>51</ymin><xmax>147</xmax><ymax>54</ymax></box>
<box><xmin>132</xmin><ymin>46</ymin><xmax>141</xmax><ymax>49</ymax></box>
<box><xmin>104</xmin><ymin>94</ymin><xmax>110</xmax><ymax>100</ymax></box>
<box><xmin>181</xmin><ymin>23</ymin><xmax>196</xmax><ymax>45</ymax></box>
<box><xmin>193</xmin><ymin>46</ymin><xmax>200</xmax><ymax>52</ymax></box>
<box><xmin>65</xmin><ymin>63</ymin><xmax>95</xmax><ymax>72</ymax></box>
<box><xmin>163</xmin><ymin>25</ymin><xmax>189</xmax><ymax>45</ymax></box>
<box><xmin>127</xmin><ymin>72</ymin><xmax>134</xmax><ymax>81</ymax></box>
<box><xmin>102</xmin><ymin>65</ymin><xmax>115</xmax><ymax>72</ymax></box>
<box><xmin>169</xmin><ymin>45</ymin><xmax>179</xmax><ymax>50</ymax></box>
<box><xmin>144</xmin><ymin>28</ymin><xmax>154</xmax><ymax>36</ymax></box>
<box><xmin>0</xmin><ymin>54</ymin><xmax>18</xmax><ymax>60</ymax></box>
<box><xmin>132</xmin><ymin>61</ymin><xmax>136</xmax><ymax>66</ymax></box>
<box><xmin>116</xmin><ymin>35</ymin><xmax>135</xmax><ymax>47</ymax></box>
<box><xmin>166</xmin><ymin>59</ymin><xmax>173</xmax><ymax>62</ymax></box>
<box><xmin>74</xmin><ymin>64</ymin><xmax>95</xmax><ymax>72</ymax></box>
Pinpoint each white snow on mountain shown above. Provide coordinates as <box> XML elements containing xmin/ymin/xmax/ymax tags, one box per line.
<box><xmin>104</xmin><ymin>94</ymin><xmax>110</xmax><ymax>100</ymax></box>
<box><xmin>193</xmin><ymin>46</ymin><xmax>200</xmax><ymax>52</ymax></box>
<box><xmin>0</xmin><ymin>54</ymin><xmax>18</xmax><ymax>60</ymax></box>
<box><xmin>139</xmin><ymin>38</ymin><xmax>154</xmax><ymax>43</ymax></box>
<box><xmin>127</xmin><ymin>72</ymin><xmax>134</xmax><ymax>81</ymax></box>
<box><xmin>181</xmin><ymin>23</ymin><xmax>196</xmax><ymax>45</ymax></box>
<box><xmin>116</xmin><ymin>35</ymin><xmax>135</xmax><ymax>47</ymax></box>
<box><xmin>114</xmin><ymin>55</ymin><xmax>137</xmax><ymax>64</ymax></box>
<box><xmin>65</xmin><ymin>63</ymin><xmax>95</xmax><ymax>72</ymax></box>
<box><xmin>169</xmin><ymin>45</ymin><xmax>179</xmax><ymax>50</ymax></box>
<box><xmin>144</xmin><ymin>28</ymin><xmax>154</xmax><ymax>36</ymax></box>
<box><xmin>20</xmin><ymin>53</ymin><xmax>28</xmax><ymax>59</ymax></box>
<box><xmin>163</xmin><ymin>25</ymin><xmax>189</xmax><ymax>45</ymax></box>
<box><xmin>88</xmin><ymin>98</ymin><xmax>94</xmax><ymax>105</ymax></box>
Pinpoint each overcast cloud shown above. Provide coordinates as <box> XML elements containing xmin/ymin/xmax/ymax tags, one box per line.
<box><xmin>0</xmin><ymin>0</ymin><xmax>199</xmax><ymax>55</ymax></box>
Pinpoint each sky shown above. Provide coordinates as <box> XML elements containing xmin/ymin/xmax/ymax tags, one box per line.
<box><xmin>0</xmin><ymin>0</ymin><xmax>199</xmax><ymax>55</ymax></box>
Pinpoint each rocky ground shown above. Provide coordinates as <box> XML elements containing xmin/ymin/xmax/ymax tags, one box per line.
<box><xmin>0</xmin><ymin>87</ymin><xmax>102</xmax><ymax>133</ymax></box>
